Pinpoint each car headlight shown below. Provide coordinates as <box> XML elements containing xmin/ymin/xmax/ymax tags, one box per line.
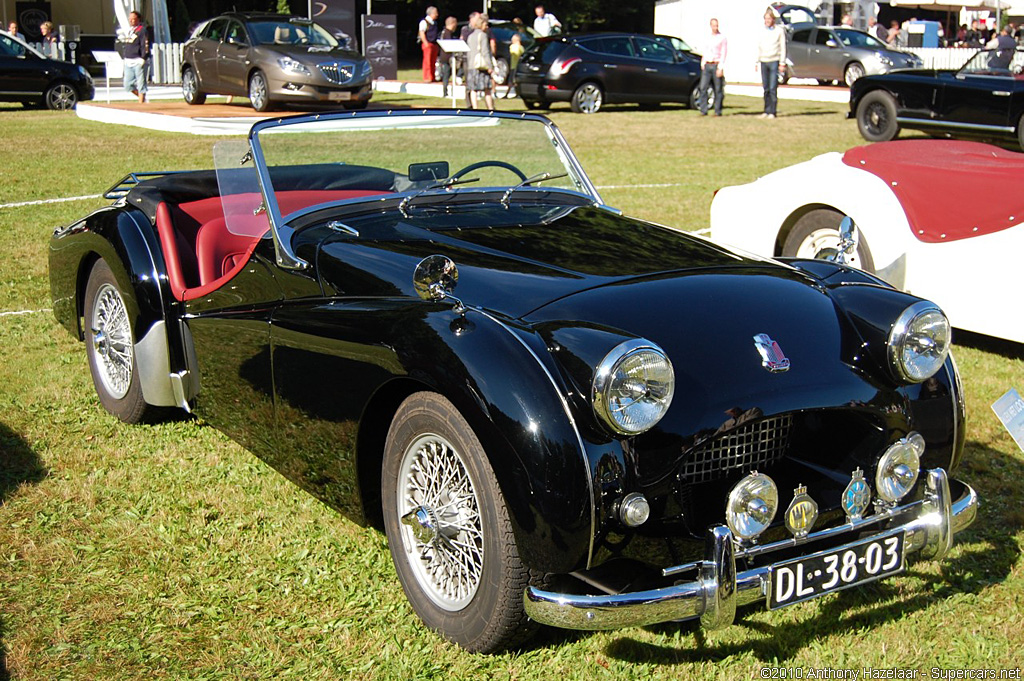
<box><xmin>278</xmin><ymin>57</ymin><xmax>311</xmax><ymax>76</ymax></box>
<box><xmin>359</xmin><ymin>60</ymin><xmax>372</xmax><ymax>77</ymax></box>
<box><xmin>875</xmin><ymin>433</ymin><xmax>924</xmax><ymax>503</ymax></box>
<box><xmin>592</xmin><ymin>338</ymin><xmax>674</xmax><ymax>435</ymax></box>
<box><xmin>78</xmin><ymin>65</ymin><xmax>91</xmax><ymax>81</ymax></box>
<box><xmin>888</xmin><ymin>301</ymin><xmax>950</xmax><ymax>383</ymax></box>
<box><xmin>876</xmin><ymin>52</ymin><xmax>893</xmax><ymax>66</ymax></box>
<box><xmin>726</xmin><ymin>472</ymin><xmax>779</xmax><ymax>540</ymax></box>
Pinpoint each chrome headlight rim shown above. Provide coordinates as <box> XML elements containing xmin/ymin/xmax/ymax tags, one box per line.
<box><xmin>726</xmin><ymin>471</ymin><xmax>779</xmax><ymax>540</ymax></box>
<box><xmin>875</xmin><ymin>434</ymin><xmax>923</xmax><ymax>503</ymax></box>
<box><xmin>592</xmin><ymin>338</ymin><xmax>674</xmax><ymax>436</ymax></box>
<box><xmin>887</xmin><ymin>300</ymin><xmax>951</xmax><ymax>384</ymax></box>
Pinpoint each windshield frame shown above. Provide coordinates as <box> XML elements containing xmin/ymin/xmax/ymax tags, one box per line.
<box><xmin>245</xmin><ymin>109</ymin><xmax>604</xmax><ymax>270</ymax></box>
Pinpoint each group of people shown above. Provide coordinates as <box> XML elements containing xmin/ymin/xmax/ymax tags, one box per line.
<box><xmin>694</xmin><ymin>9</ymin><xmax>787</xmax><ymax>120</ymax></box>
<box><xmin>5</xmin><ymin>19</ymin><xmax>59</xmax><ymax>57</ymax></box>
<box><xmin>418</xmin><ymin>4</ymin><xmax>559</xmax><ymax>109</ymax></box>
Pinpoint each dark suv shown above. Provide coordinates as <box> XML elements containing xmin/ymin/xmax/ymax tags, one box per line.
<box><xmin>514</xmin><ymin>33</ymin><xmax>701</xmax><ymax>113</ymax></box>
<box><xmin>181</xmin><ymin>12</ymin><xmax>372</xmax><ymax>112</ymax></box>
<box><xmin>0</xmin><ymin>30</ymin><xmax>94</xmax><ymax>110</ymax></box>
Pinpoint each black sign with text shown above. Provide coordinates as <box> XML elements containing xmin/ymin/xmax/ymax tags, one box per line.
<box><xmin>311</xmin><ymin>0</ymin><xmax>357</xmax><ymax>51</ymax></box>
<box><xmin>362</xmin><ymin>14</ymin><xmax>396</xmax><ymax>81</ymax></box>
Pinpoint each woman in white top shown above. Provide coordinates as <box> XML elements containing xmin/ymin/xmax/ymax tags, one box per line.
<box><xmin>756</xmin><ymin>10</ymin><xmax>787</xmax><ymax>118</ymax></box>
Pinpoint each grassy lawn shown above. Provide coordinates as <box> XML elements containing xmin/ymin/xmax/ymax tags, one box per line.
<box><xmin>0</xmin><ymin>91</ymin><xmax>1022</xmax><ymax>679</ymax></box>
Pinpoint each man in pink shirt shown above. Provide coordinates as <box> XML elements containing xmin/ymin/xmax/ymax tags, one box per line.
<box><xmin>699</xmin><ymin>18</ymin><xmax>727</xmax><ymax>116</ymax></box>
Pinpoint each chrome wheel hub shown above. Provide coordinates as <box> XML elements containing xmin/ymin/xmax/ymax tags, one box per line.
<box><xmin>797</xmin><ymin>227</ymin><xmax>863</xmax><ymax>270</ymax></box>
<box><xmin>397</xmin><ymin>433</ymin><xmax>483</xmax><ymax>611</ymax></box>
<box><xmin>89</xmin><ymin>283</ymin><xmax>133</xmax><ymax>399</ymax></box>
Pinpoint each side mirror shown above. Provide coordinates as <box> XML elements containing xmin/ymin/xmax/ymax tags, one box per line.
<box><xmin>826</xmin><ymin>216</ymin><xmax>860</xmax><ymax>266</ymax></box>
<box><xmin>414</xmin><ymin>255</ymin><xmax>464</xmax><ymax>313</ymax></box>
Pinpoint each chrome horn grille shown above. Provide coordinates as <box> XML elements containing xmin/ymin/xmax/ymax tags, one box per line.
<box><xmin>681</xmin><ymin>414</ymin><xmax>793</xmax><ymax>484</ymax></box>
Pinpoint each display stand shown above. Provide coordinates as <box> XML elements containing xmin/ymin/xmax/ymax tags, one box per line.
<box><xmin>436</xmin><ymin>38</ymin><xmax>469</xmax><ymax>108</ymax></box>
<box><xmin>92</xmin><ymin>51</ymin><xmax>124</xmax><ymax>103</ymax></box>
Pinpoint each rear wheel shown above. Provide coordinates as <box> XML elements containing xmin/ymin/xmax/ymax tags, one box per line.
<box><xmin>688</xmin><ymin>82</ymin><xmax>716</xmax><ymax>111</ymax></box>
<box><xmin>182</xmin><ymin>66</ymin><xmax>206</xmax><ymax>105</ymax></box>
<box><xmin>1017</xmin><ymin>113</ymin><xmax>1024</xmax><ymax>151</ymax></box>
<box><xmin>382</xmin><ymin>392</ymin><xmax>536</xmax><ymax>653</ymax></box>
<box><xmin>856</xmin><ymin>90</ymin><xmax>899</xmax><ymax>142</ymax></box>
<box><xmin>844</xmin><ymin>62</ymin><xmax>866</xmax><ymax>87</ymax></box>
<box><xmin>782</xmin><ymin>209</ymin><xmax>875</xmax><ymax>272</ymax></box>
<box><xmin>44</xmin><ymin>82</ymin><xmax>77</xmax><ymax>110</ymax></box>
<box><xmin>84</xmin><ymin>259</ymin><xmax>155</xmax><ymax>423</ymax></box>
<box><xmin>492</xmin><ymin>57</ymin><xmax>509</xmax><ymax>85</ymax></box>
<box><xmin>248</xmin><ymin>70</ymin><xmax>271</xmax><ymax>112</ymax></box>
<box><xmin>570</xmin><ymin>82</ymin><xmax>602</xmax><ymax>114</ymax></box>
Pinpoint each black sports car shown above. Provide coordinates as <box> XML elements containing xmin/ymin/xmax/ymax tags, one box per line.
<box><xmin>50</xmin><ymin>110</ymin><xmax>978</xmax><ymax>653</ymax></box>
<box><xmin>0</xmin><ymin>29</ymin><xmax>94</xmax><ymax>110</ymax></box>
<box><xmin>180</xmin><ymin>12</ymin><xmax>372</xmax><ymax>112</ymax></box>
<box><xmin>851</xmin><ymin>47</ymin><xmax>1024</xmax><ymax>148</ymax></box>
<box><xmin>514</xmin><ymin>32</ymin><xmax>702</xmax><ymax>113</ymax></box>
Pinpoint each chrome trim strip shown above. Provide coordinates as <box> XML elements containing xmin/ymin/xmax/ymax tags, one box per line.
<box><xmin>473</xmin><ymin>309</ymin><xmax>597</xmax><ymax>569</ymax></box>
<box><xmin>896</xmin><ymin>117</ymin><xmax>1015</xmax><ymax>134</ymax></box>
<box><xmin>524</xmin><ymin>470</ymin><xmax>977</xmax><ymax>631</ymax></box>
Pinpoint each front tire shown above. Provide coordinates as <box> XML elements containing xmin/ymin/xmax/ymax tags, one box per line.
<box><xmin>248</xmin><ymin>70</ymin><xmax>271</xmax><ymax>112</ymax></box>
<box><xmin>856</xmin><ymin>90</ymin><xmax>899</xmax><ymax>142</ymax></box>
<box><xmin>844</xmin><ymin>62</ymin><xmax>866</xmax><ymax>87</ymax></box>
<box><xmin>44</xmin><ymin>82</ymin><xmax>77</xmax><ymax>110</ymax></box>
<box><xmin>182</xmin><ymin>66</ymin><xmax>206</xmax><ymax>105</ymax></box>
<box><xmin>570</xmin><ymin>82</ymin><xmax>602</xmax><ymax>114</ymax></box>
<box><xmin>84</xmin><ymin>259</ymin><xmax>154</xmax><ymax>423</ymax></box>
<box><xmin>382</xmin><ymin>392</ymin><xmax>535</xmax><ymax>653</ymax></box>
<box><xmin>782</xmin><ymin>208</ymin><xmax>875</xmax><ymax>272</ymax></box>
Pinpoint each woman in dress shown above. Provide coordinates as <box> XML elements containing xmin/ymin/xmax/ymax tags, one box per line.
<box><xmin>466</xmin><ymin>14</ymin><xmax>495</xmax><ymax>110</ymax></box>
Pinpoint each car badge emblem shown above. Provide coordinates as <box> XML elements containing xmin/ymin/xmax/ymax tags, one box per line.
<box><xmin>842</xmin><ymin>467</ymin><xmax>872</xmax><ymax>521</ymax></box>
<box><xmin>753</xmin><ymin>333</ymin><xmax>790</xmax><ymax>373</ymax></box>
<box><xmin>785</xmin><ymin>484</ymin><xmax>818</xmax><ymax>539</ymax></box>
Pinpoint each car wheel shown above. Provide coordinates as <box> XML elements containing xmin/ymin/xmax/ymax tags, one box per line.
<box><xmin>492</xmin><ymin>58</ymin><xmax>509</xmax><ymax>86</ymax></box>
<box><xmin>182</xmin><ymin>66</ymin><xmax>206</xmax><ymax>105</ymax></box>
<box><xmin>1017</xmin><ymin>113</ymin><xmax>1024</xmax><ymax>151</ymax></box>
<box><xmin>248</xmin><ymin>70</ymin><xmax>271</xmax><ymax>112</ymax></box>
<box><xmin>856</xmin><ymin>90</ymin><xmax>899</xmax><ymax>143</ymax></box>
<box><xmin>844</xmin><ymin>62</ymin><xmax>866</xmax><ymax>87</ymax></box>
<box><xmin>688</xmin><ymin>82</ymin><xmax>715</xmax><ymax>110</ymax></box>
<box><xmin>782</xmin><ymin>209</ymin><xmax>875</xmax><ymax>272</ymax></box>
<box><xmin>570</xmin><ymin>82</ymin><xmax>602</xmax><ymax>114</ymax></box>
<box><xmin>84</xmin><ymin>259</ymin><xmax>155</xmax><ymax>423</ymax></box>
<box><xmin>382</xmin><ymin>392</ymin><xmax>536</xmax><ymax>653</ymax></box>
<box><xmin>44</xmin><ymin>82</ymin><xmax>77</xmax><ymax>110</ymax></box>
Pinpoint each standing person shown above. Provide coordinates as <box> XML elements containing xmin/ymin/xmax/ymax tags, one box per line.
<box><xmin>7</xmin><ymin>21</ymin><xmax>25</xmax><ymax>41</ymax></box>
<box><xmin>437</xmin><ymin>16</ymin><xmax>458</xmax><ymax>97</ymax></box>
<box><xmin>533</xmin><ymin>5</ymin><xmax>561</xmax><ymax>37</ymax></box>
<box><xmin>868</xmin><ymin>17</ymin><xmax>887</xmax><ymax>43</ymax></box>
<box><xmin>841</xmin><ymin>13</ymin><xmax>853</xmax><ymax>27</ymax></box>
<box><xmin>756</xmin><ymin>9</ymin><xmax>785</xmax><ymax>119</ymax></box>
<box><xmin>699</xmin><ymin>18</ymin><xmax>727</xmax><ymax>116</ymax></box>
<box><xmin>503</xmin><ymin>32</ymin><xmax>524</xmax><ymax>98</ymax></box>
<box><xmin>466</xmin><ymin>14</ymin><xmax>495</xmax><ymax>110</ymax></box>
<box><xmin>121</xmin><ymin>11</ymin><xmax>149</xmax><ymax>103</ymax></box>
<box><xmin>39</xmin><ymin>21</ymin><xmax>59</xmax><ymax>59</ymax></box>
<box><xmin>418</xmin><ymin>6</ymin><xmax>440</xmax><ymax>83</ymax></box>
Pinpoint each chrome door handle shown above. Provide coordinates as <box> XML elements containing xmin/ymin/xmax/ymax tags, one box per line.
<box><xmin>995</xmin><ymin>91</ymin><xmax>1011</xmax><ymax>96</ymax></box>
<box><xmin>645</xmin><ymin>67</ymin><xmax>657</xmax><ymax>72</ymax></box>
<box><xmin>604</xmin><ymin>64</ymin><xmax>617</xmax><ymax>68</ymax></box>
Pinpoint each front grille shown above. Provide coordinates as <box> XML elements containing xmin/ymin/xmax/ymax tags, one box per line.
<box><xmin>319</xmin><ymin>62</ymin><xmax>355</xmax><ymax>85</ymax></box>
<box><xmin>680</xmin><ymin>414</ymin><xmax>793</xmax><ymax>484</ymax></box>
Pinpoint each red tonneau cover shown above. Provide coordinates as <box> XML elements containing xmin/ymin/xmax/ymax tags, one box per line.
<box><xmin>842</xmin><ymin>140</ymin><xmax>1024</xmax><ymax>243</ymax></box>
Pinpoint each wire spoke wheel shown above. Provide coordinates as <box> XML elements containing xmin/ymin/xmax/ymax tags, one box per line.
<box><xmin>398</xmin><ymin>433</ymin><xmax>484</xmax><ymax>611</ymax></box>
<box><xmin>89</xmin><ymin>283</ymin><xmax>134</xmax><ymax>400</ymax></box>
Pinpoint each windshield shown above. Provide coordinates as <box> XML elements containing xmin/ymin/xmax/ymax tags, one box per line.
<box><xmin>958</xmin><ymin>48</ymin><xmax>1024</xmax><ymax>75</ymax></box>
<box><xmin>833</xmin><ymin>29</ymin><xmax>885</xmax><ymax>49</ymax></box>
<box><xmin>0</xmin><ymin>31</ymin><xmax>46</xmax><ymax>59</ymax></box>
<box><xmin>247</xmin><ymin>112</ymin><xmax>593</xmax><ymax>225</ymax></box>
<box><xmin>248</xmin><ymin>18</ymin><xmax>338</xmax><ymax>47</ymax></box>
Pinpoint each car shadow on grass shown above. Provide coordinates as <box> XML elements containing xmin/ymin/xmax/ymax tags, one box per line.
<box><xmin>954</xmin><ymin>330</ymin><xmax>1024</xmax><ymax>360</ymax></box>
<box><xmin>0</xmin><ymin>422</ymin><xmax>46</xmax><ymax>681</ymax></box>
<box><xmin>600</xmin><ymin>440</ymin><xmax>1020</xmax><ymax>664</ymax></box>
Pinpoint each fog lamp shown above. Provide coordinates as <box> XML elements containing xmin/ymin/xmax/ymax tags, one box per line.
<box><xmin>785</xmin><ymin>485</ymin><xmax>819</xmax><ymax>539</ymax></box>
<box><xmin>619</xmin><ymin>492</ymin><xmax>650</xmax><ymax>528</ymax></box>
<box><xmin>875</xmin><ymin>434</ymin><xmax>922</xmax><ymax>503</ymax></box>
<box><xmin>725</xmin><ymin>472</ymin><xmax>778</xmax><ymax>540</ymax></box>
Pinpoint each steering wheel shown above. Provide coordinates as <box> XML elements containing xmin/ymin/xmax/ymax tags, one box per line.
<box><xmin>449</xmin><ymin>160</ymin><xmax>528</xmax><ymax>182</ymax></box>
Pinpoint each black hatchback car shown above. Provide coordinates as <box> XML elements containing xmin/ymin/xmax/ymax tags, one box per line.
<box><xmin>515</xmin><ymin>32</ymin><xmax>701</xmax><ymax>113</ymax></box>
<box><xmin>180</xmin><ymin>12</ymin><xmax>373</xmax><ymax>112</ymax></box>
<box><xmin>851</xmin><ymin>48</ymin><xmax>1024</xmax><ymax>149</ymax></box>
<box><xmin>0</xmin><ymin>30</ymin><xmax>94</xmax><ymax>110</ymax></box>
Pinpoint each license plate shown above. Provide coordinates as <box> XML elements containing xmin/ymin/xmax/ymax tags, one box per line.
<box><xmin>328</xmin><ymin>91</ymin><xmax>351</xmax><ymax>101</ymax></box>
<box><xmin>768</xmin><ymin>531</ymin><xmax>905</xmax><ymax>609</ymax></box>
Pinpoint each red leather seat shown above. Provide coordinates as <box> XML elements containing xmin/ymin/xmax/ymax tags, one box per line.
<box><xmin>196</xmin><ymin>217</ymin><xmax>263</xmax><ymax>286</ymax></box>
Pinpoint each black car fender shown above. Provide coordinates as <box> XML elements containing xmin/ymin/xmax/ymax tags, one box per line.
<box><xmin>49</xmin><ymin>204</ymin><xmax>185</xmax><ymax>407</ymax></box>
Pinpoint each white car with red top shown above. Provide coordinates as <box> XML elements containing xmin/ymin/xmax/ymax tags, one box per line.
<box><xmin>710</xmin><ymin>139</ymin><xmax>1024</xmax><ymax>344</ymax></box>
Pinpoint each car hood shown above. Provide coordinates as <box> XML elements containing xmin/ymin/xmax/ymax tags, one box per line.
<box><xmin>256</xmin><ymin>44</ymin><xmax>365</xmax><ymax>63</ymax></box>
<box><xmin>314</xmin><ymin>201</ymin><xmax>763</xmax><ymax>319</ymax></box>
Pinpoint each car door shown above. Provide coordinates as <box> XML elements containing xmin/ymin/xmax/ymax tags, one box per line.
<box><xmin>810</xmin><ymin>28</ymin><xmax>844</xmax><ymax>81</ymax></box>
<box><xmin>0</xmin><ymin>34</ymin><xmax>49</xmax><ymax>97</ymax></box>
<box><xmin>632</xmin><ymin>36</ymin><xmax>689</xmax><ymax>103</ymax></box>
<box><xmin>787</xmin><ymin>28</ymin><xmax>813</xmax><ymax>78</ymax></box>
<box><xmin>577</xmin><ymin>36</ymin><xmax>637</xmax><ymax>101</ymax></box>
<box><xmin>941</xmin><ymin>64</ymin><xmax>1014</xmax><ymax>129</ymax></box>
<box><xmin>217</xmin><ymin>19</ymin><xmax>251</xmax><ymax>94</ymax></box>
<box><xmin>193</xmin><ymin>18</ymin><xmax>227</xmax><ymax>90</ymax></box>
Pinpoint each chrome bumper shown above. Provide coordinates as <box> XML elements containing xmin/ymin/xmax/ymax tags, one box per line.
<box><xmin>524</xmin><ymin>469</ymin><xmax>978</xmax><ymax>631</ymax></box>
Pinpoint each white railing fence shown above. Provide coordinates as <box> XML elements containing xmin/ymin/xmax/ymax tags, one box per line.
<box><xmin>906</xmin><ymin>47</ymin><xmax>975</xmax><ymax>70</ymax></box>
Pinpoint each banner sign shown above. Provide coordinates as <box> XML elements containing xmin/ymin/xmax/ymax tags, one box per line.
<box><xmin>362</xmin><ymin>14</ymin><xmax>397</xmax><ymax>81</ymax></box>
<box><xmin>311</xmin><ymin>0</ymin><xmax>357</xmax><ymax>51</ymax></box>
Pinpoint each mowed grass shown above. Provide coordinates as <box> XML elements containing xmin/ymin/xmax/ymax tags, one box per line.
<box><xmin>1</xmin><ymin>91</ymin><xmax>1023</xmax><ymax>679</ymax></box>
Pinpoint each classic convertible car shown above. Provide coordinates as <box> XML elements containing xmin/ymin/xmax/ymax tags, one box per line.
<box><xmin>710</xmin><ymin>138</ymin><xmax>1024</xmax><ymax>344</ymax></box>
<box><xmin>852</xmin><ymin>47</ymin><xmax>1024</xmax><ymax>149</ymax></box>
<box><xmin>50</xmin><ymin>110</ymin><xmax>978</xmax><ymax>653</ymax></box>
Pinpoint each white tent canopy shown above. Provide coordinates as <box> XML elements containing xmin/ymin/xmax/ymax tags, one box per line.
<box><xmin>888</xmin><ymin>0</ymin><xmax>1007</xmax><ymax>9</ymax></box>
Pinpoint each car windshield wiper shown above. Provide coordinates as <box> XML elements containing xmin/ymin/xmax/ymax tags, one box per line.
<box><xmin>500</xmin><ymin>171</ymin><xmax>569</xmax><ymax>208</ymax></box>
<box><xmin>399</xmin><ymin>176</ymin><xmax>479</xmax><ymax>217</ymax></box>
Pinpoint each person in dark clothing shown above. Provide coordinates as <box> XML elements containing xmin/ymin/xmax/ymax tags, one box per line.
<box><xmin>437</xmin><ymin>16</ymin><xmax>458</xmax><ymax>97</ymax></box>
<box><xmin>121</xmin><ymin>11</ymin><xmax>149</xmax><ymax>103</ymax></box>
